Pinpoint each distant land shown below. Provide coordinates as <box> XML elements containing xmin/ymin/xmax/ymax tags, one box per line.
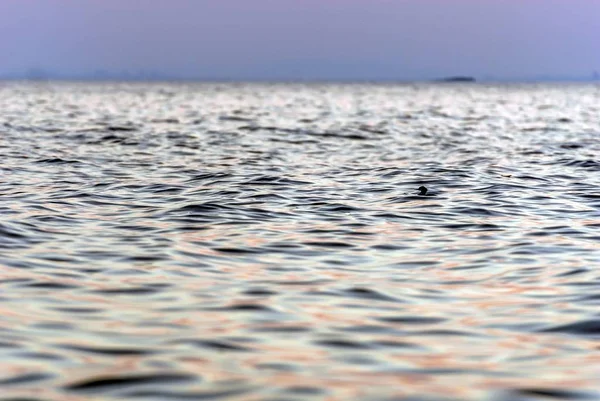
<box><xmin>436</xmin><ymin>76</ymin><xmax>476</xmax><ymax>83</ymax></box>
<box><xmin>0</xmin><ymin>69</ymin><xmax>599</xmax><ymax>83</ymax></box>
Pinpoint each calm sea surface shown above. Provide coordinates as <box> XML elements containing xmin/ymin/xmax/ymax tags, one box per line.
<box><xmin>1</xmin><ymin>82</ymin><xmax>599</xmax><ymax>401</ymax></box>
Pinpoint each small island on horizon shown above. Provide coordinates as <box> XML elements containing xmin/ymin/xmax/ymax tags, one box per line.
<box><xmin>436</xmin><ymin>76</ymin><xmax>477</xmax><ymax>83</ymax></box>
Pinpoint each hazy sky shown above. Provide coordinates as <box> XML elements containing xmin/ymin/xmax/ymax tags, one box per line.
<box><xmin>1</xmin><ymin>0</ymin><xmax>599</xmax><ymax>80</ymax></box>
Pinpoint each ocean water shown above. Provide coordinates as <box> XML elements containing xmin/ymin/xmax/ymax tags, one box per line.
<box><xmin>1</xmin><ymin>82</ymin><xmax>599</xmax><ymax>401</ymax></box>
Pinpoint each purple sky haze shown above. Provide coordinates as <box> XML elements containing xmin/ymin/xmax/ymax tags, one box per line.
<box><xmin>1</xmin><ymin>0</ymin><xmax>599</xmax><ymax>80</ymax></box>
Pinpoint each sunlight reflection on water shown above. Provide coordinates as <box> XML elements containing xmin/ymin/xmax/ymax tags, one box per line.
<box><xmin>1</xmin><ymin>82</ymin><xmax>599</xmax><ymax>401</ymax></box>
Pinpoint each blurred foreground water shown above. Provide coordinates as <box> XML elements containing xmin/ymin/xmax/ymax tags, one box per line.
<box><xmin>1</xmin><ymin>82</ymin><xmax>599</xmax><ymax>401</ymax></box>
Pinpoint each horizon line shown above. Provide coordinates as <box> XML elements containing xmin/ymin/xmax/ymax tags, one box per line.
<box><xmin>1</xmin><ymin>77</ymin><xmax>598</xmax><ymax>84</ymax></box>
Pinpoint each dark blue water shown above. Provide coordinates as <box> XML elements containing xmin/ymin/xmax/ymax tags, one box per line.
<box><xmin>1</xmin><ymin>82</ymin><xmax>599</xmax><ymax>401</ymax></box>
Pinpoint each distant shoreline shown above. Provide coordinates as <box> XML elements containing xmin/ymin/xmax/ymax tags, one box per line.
<box><xmin>0</xmin><ymin>77</ymin><xmax>598</xmax><ymax>84</ymax></box>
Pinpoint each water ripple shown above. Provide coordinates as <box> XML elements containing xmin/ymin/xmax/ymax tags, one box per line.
<box><xmin>1</xmin><ymin>82</ymin><xmax>599</xmax><ymax>401</ymax></box>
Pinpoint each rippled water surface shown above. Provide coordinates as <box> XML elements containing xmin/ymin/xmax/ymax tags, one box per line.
<box><xmin>1</xmin><ymin>82</ymin><xmax>600</xmax><ymax>401</ymax></box>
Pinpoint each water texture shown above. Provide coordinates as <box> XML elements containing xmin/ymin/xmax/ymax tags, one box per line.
<box><xmin>1</xmin><ymin>82</ymin><xmax>599</xmax><ymax>401</ymax></box>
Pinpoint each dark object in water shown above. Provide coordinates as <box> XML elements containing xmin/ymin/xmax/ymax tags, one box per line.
<box><xmin>418</xmin><ymin>186</ymin><xmax>428</xmax><ymax>196</ymax></box>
